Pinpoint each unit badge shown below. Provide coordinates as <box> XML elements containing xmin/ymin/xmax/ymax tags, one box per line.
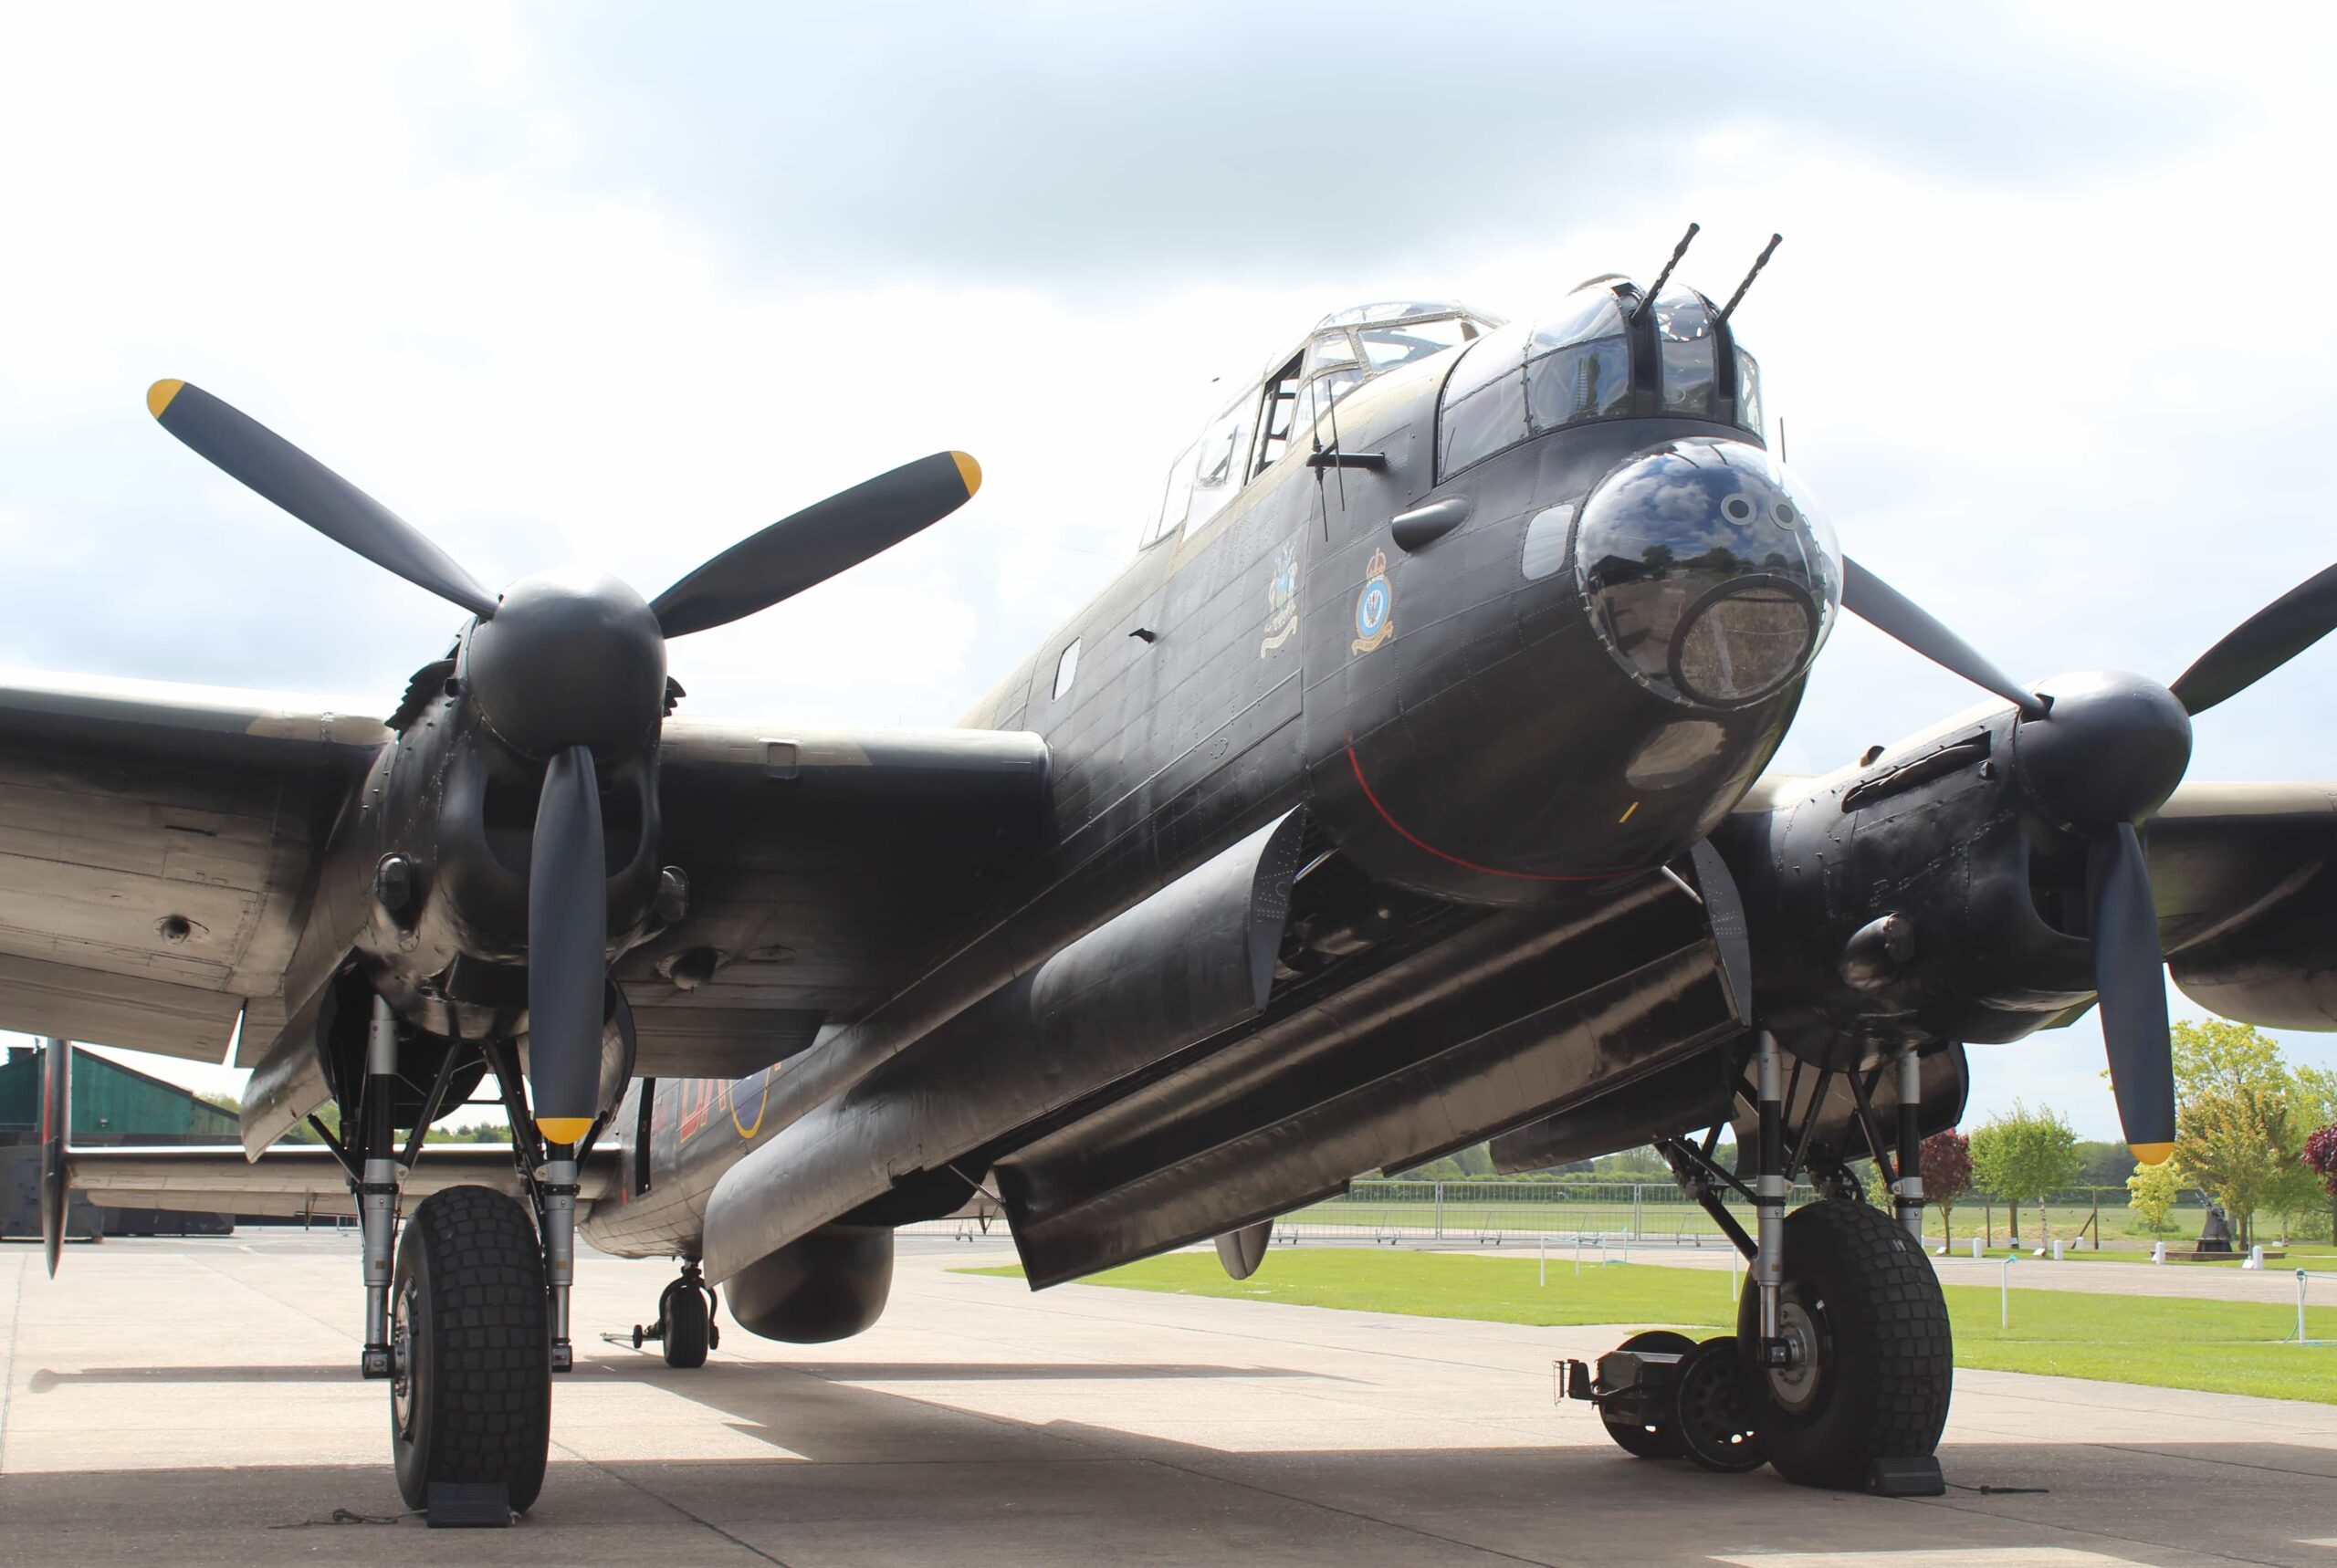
<box><xmin>1261</xmin><ymin>539</ymin><xmax>1299</xmax><ymax>653</ymax></box>
<box><xmin>1351</xmin><ymin>547</ymin><xmax>1395</xmax><ymax>654</ymax></box>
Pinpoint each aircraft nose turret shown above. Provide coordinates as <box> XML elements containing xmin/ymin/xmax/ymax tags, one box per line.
<box><xmin>1574</xmin><ymin>439</ymin><xmax>1841</xmax><ymax>709</ymax></box>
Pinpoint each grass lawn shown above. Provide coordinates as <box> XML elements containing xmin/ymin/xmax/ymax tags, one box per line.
<box><xmin>960</xmin><ymin>1249</ymin><xmax>2337</xmax><ymax>1405</ymax></box>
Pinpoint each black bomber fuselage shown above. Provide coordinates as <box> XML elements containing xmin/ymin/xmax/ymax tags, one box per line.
<box><xmin>583</xmin><ymin>290</ymin><xmax>1834</xmax><ymax>1267</ymax></box>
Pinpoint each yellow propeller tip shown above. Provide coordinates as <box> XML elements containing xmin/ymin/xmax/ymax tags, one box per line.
<box><xmin>146</xmin><ymin>379</ymin><xmax>185</xmax><ymax>420</ymax></box>
<box><xmin>2129</xmin><ymin>1141</ymin><xmax>2175</xmax><ymax>1166</ymax></box>
<box><xmin>536</xmin><ymin>1116</ymin><xmax>594</xmax><ymax>1146</ymax></box>
<box><xmin>950</xmin><ymin>450</ymin><xmax>981</xmax><ymax>497</ymax></box>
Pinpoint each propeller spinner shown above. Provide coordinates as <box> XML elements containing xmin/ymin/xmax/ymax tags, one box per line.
<box><xmin>148</xmin><ymin>379</ymin><xmax>981</xmax><ymax>1145</ymax></box>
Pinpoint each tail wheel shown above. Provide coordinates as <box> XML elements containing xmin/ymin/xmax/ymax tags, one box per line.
<box><xmin>1737</xmin><ymin>1199</ymin><xmax>1952</xmax><ymax>1489</ymax></box>
<box><xmin>390</xmin><ymin>1186</ymin><xmax>551</xmax><ymax>1513</ymax></box>
<box><xmin>1598</xmin><ymin>1330</ymin><xmax>1693</xmax><ymax>1459</ymax></box>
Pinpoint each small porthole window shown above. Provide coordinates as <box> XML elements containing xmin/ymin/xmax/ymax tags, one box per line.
<box><xmin>1053</xmin><ymin>640</ymin><xmax>1081</xmax><ymax>700</ymax></box>
<box><xmin>1521</xmin><ymin>502</ymin><xmax>1576</xmax><ymax>580</ymax></box>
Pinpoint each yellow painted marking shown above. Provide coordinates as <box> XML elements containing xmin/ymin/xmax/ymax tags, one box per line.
<box><xmin>731</xmin><ymin>1067</ymin><xmax>771</xmax><ymax>1139</ymax></box>
<box><xmin>2129</xmin><ymin>1140</ymin><xmax>2175</xmax><ymax>1166</ymax></box>
<box><xmin>536</xmin><ymin>1115</ymin><xmax>593</xmax><ymax>1146</ymax></box>
<box><xmin>146</xmin><ymin>379</ymin><xmax>185</xmax><ymax>419</ymax></box>
<box><xmin>950</xmin><ymin>450</ymin><xmax>982</xmax><ymax>497</ymax></box>
<box><xmin>1617</xmin><ymin>800</ymin><xmax>1640</xmax><ymax>824</ymax></box>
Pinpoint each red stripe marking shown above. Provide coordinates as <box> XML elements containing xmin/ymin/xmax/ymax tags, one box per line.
<box><xmin>1343</xmin><ymin>742</ymin><xmax>1641</xmax><ymax>884</ymax></box>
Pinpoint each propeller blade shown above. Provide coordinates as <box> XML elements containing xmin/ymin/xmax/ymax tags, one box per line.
<box><xmin>528</xmin><ymin>744</ymin><xmax>608</xmax><ymax>1146</ymax></box>
<box><xmin>2089</xmin><ymin>821</ymin><xmax>2176</xmax><ymax>1165</ymax></box>
<box><xmin>1840</xmin><ymin>557</ymin><xmax>2047</xmax><ymax>719</ymax></box>
<box><xmin>2167</xmin><ymin>559</ymin><xmax>2337</xmax><ymax>716</ymax></box>
<box><xmin>652</xmin><ymin>451</ymin><xmax>981</xmax><ymax>638</ymax></box>
<box><xmin>146</xmin><ymin>380</ymin><xmax>499</xmax><ymax>620</ymax></box>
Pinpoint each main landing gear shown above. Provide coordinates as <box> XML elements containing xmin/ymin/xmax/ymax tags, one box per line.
<box><xmin>337</xmin><ymin>998</ymin><xmax>596</xmax><ymax>1523</ymax></box>
<box><xmin>1562</xmin><ymin>1033</ymin><xmax>1951</xmax><ymax>1493</ymax></box>
<box><xmin>634</xmin><ymin>1262</ymin><xmax>721</xmax><ymax>1369</ymax></box>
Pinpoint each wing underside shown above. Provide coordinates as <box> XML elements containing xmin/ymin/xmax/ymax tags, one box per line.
<box><xmin>0</xmin><ymin>672</ymin><xmax>382</xmax><ymax>1063</ymax></box>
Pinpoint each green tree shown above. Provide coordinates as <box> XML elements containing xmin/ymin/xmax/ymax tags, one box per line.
<box><xmin>2169</xmin><ymin>1021</ymin><xmax>2300</xmax><ymax>1249</ymax></box>
<box><xmin>2126</xmin><ymin>1158</ymin><xmax>2182</xmax><ymax>1233</ymax></box>
<box><xmin>1970</xmin><ymin>1102</ymin><xmax>2080</xmax><ymax>1246</ymax></box>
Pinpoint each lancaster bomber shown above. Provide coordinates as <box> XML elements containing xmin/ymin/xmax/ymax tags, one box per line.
<box><xmin>12</xmin><ymin>228</ymin><xmax>2337</xmax><ymax>1512</ymax></box>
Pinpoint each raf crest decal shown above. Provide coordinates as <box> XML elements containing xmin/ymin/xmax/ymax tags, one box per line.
<box><xmin>1351</xmin><ymin>547</ymin><xmax>1394</xmax><ymax>654</ymax></box>
<box><xmin>1261</xmin><ymin>538</ymin><xmax>1299</xmax><ymax>653</ymax></box>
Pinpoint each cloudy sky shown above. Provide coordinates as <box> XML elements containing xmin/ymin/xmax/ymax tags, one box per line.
<box><xmin>5</xmin><ymin>3</ymin><xmax>2336</xmax><ymax>1139</ymax></box>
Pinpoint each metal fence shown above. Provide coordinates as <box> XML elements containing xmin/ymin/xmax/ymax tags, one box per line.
<box><xmin>898</xmin><ymin>1180</ymin><xmax>2192</xmax><ymax>1248</ymax></box>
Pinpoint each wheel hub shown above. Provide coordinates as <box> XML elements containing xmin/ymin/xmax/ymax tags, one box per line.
<box><xmin>389</xmin><ymin>1278</ymin><xmax>418</xmax><ymax>1438</ymax></box>
<box><xmin>1766</xmin><ymin>1294</ymin><xmax>1826</xmax><ymax>1414</ymax></box>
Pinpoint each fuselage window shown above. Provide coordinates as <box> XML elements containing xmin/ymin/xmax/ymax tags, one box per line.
<box><xmin>1053</xmin><ymin>639</ymin><xmax>1081</xmax><ymax>701</ymax></box>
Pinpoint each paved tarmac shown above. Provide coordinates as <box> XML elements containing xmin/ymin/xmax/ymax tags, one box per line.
<box><xmin>4</xmin><ymin>1232</ymin><xmax>2336</xmax><ymax>1565</ymax></box>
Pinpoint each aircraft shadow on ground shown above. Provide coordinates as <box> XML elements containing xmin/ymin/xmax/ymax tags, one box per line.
<box><xmin>3</xmin><ymin>1347</ymin><xmax>2333</xmax><ymax>1568</ymax></box>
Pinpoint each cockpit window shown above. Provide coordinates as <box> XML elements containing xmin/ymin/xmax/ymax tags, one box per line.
<box><xmin>1655</xmin><ymin>287</ymin><xmax>1717</xmax><ymax>418</ymax></box>
<box><xmin>1143</xmin><ymin>438</ymin><xmax>1199</xmax><ymax>549</ymax></box>
<box><xmin>1187</xmin><ymin>402</ymin><xmax>1255</xmax><ymax>531</ymax></box>
<box><xmin>1148</xmin><ymin>302</ymin><xmax>1498</xmax><ymax>542</ymax></box>
<box><xmin>1307</xmin><ymin>332</ymin><xmax>1359</xmax><ymax>372</ymax></box>
<box><xmin>1358</xmin><ymin>316</ymin><xmax>1476</xmax><ymax>371</ymax></box>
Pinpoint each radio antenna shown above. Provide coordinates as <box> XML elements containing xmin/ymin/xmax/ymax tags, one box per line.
<box><xmin>1716</xmin><ymin>233</ymin><xmax>1783</xmax><ymax>323</ymax></box>
<box><xmin>1634</xmin><ymin>222</ymin><xmax>1699</xmax><ymax>319</ymax></box>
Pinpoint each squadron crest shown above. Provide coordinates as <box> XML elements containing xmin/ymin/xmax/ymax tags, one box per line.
<box><xmin>1351</xmin><ymin>546</ymin><xmax>1395</xmax><ymax>654</ymax></box>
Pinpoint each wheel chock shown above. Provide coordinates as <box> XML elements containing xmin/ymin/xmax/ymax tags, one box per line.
<box><xmin>426</xmin><ymin>1479</ymin><xmax>514</xmax><ymax>1528</ymax></box>
<box><xmin>1865</xmin><ymin>1456</ymin><xmax>1945</xmax><ymax>1497</ymax></box>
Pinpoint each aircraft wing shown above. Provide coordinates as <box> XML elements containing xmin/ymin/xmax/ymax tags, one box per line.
<box><xmin>2148</xmin><ymin>780</ymin><xmax>2337</xmax><ymax>1026</ymax></box>
<box><xmin>65</xmin><ymin>1142</ymin><xmax>619</xmax><ymax>1219</ymax></box>
<box><xmin>0</xmin><ymin>670</ymin><xmax>1049</xmax><ymax>1082</ymax></box>
<box><xmin>0</xmin><ymin>671</ymin><xmax>384</xmax><ymax>1063</ymax></box>
<box><xmin>615</xmin><ymin>716</ymin><xmax>1051</xmax><ymax>1079</ymax></box>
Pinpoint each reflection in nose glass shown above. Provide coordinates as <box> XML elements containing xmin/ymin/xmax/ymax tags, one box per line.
<box><xmin>1573</xmin><ymin>441</ymin><xmax>1840</xmax><ymax>709</ymax></box>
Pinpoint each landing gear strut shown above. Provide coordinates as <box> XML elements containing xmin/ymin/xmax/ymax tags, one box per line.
<box><xmin>634</xmin><ymin>1262</ymin><xmax>721</xmax><ymax>1369</ymax></box>
<box><xmin>1573</xmin><ymin>1033</ymin><xmax>1951</xmax><ymax>1491</ymax></box>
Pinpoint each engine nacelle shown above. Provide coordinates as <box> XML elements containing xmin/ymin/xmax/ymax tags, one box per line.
<box><xmin>724</xmin><ymin>1225</ymin><xmax>894</xmax><ymax>1343</ymax></box>
<box><xmin>1713</xmin><ymin>703</ymin><xmax>2100</xmax><ymax>1058</ymax></box>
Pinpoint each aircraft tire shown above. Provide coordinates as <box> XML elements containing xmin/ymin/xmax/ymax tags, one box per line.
<box><xmin>1736</xmin><ymin>1199</ymin><xmax>1950</xmax><ymax>1490</ymax></box>
<box><xmin>1598</xmin><ymin>1330</ymin><xmax>1693</xmax><ymax>1459</ymax></box>
<box><xmin>662</xmin><ymin>1281</ymin><xmax>710</xmax><ymax>1369</ymax></box>
<box><xmin>390</xmin><ymin>1185</ymin><xmax>551</xmax><ymax>1514</ymax></box>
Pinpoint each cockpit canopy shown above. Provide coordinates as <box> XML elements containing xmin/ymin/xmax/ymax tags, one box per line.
<box><xmin>1437</xmin><ymin>279</ymin><xmax>1764</xmax><ymax>479</ymax></box>
<box><xmin>1143</xmin><ymin>300</ymin><xmax>1499</xmax><ymax>549</ymax></box>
